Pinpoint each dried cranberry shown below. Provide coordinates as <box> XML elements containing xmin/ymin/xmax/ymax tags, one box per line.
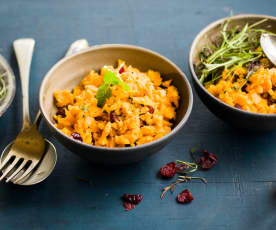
<box><xmin>166</xmin><ymin>162</ymin><xmax>177</xmax><ymax>169</ymax></box>
<box><xmin>160</xmin><ymin>162</ymin><xmax>177</xmax><ymax>178</ymax></box>
<box><xmin>119</xmin><ymin>66</ymin><xmax>125</xmax><ymax>74</ymax></box>
<box><xmin>234</xmin><ymin>104</ymin><xmax>242</xmax><ymax>110</ymax></box>
<box><xmin>123</xmin><ymin>194</ymin><xmax>143</xmax><ymax>204</ymax></box>
<box><xmin>56</xmin><ymin>108</ymin><xmax>66</xmax><ymax>118</ymax></box>
<box><xmin>200</xmin><ymin>149</ymin><xmax>218</xmax><ymax>169</ymax></box>
<box><xmin>94</xmin><ymin>116</ymin><xmax>103</xmax><ymax>121</ymax></box>
<box><xmin>71</xmin><ymin>132</ymin><xmax>83</xmax><ymax>142</ymax></box>
<box><xmin>123</xmin><ymin>202</ymin><xmax>135</xmax><ymax>211</ymax></box>
<box><xmin>177</xmin><ymin>189</ymin><xmax>194</xmax><ymax>204</ymax></box>
<box><xmin>110</xmin><ymin>111</ymin><xmax>118</xmax><ymax>123</ymax></box>
<box><xmin>147</xmin><ymin>105</ymin><xmax>154</xmax><ymax>114</ymax></box>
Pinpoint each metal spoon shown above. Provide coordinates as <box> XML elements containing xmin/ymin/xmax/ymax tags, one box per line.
<box><xmin>0</xmin><ymin>39</ymin><xmax>89</xmax><ymax>185</ymax></box>
<box><xmin>260</xmin><ymin>33</ymin><xmax>276</xmax><ymax>65</ymax></box>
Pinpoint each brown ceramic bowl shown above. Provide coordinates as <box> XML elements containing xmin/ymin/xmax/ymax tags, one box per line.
<box><xmin>39</xmin><ymin>44</ymin><xmax>193</xmax><ymax>164</ymax></box>
<box><xmin>189</xmin><ymin>14</ymin><xmax>276</xmax><ymax>130</ymax></box>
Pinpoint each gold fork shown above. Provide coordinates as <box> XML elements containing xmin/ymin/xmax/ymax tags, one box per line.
<box><xmin>0</xmin><ymin>39</ymin><xmax>45</xmax><ymax>183</ymax></box>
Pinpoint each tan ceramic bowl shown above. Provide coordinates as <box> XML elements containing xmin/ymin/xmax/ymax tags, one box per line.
<box><xmin>39</xmin><ymin>44</ymin><xmax>193</xmax><ymax>164</ymax></box>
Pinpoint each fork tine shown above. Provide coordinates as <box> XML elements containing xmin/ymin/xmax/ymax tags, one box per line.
<box><xmin>13</xmin><ymin>162</ymin><xmax>37</xmax><ymax>184</ymax></box>
<box><xmin>0</xmin><ymin>157</ymin><xmax>20</xmax><ymax>181</ymax></box>
<box><xmin>0</xmin><ymin>155</ymin><xmax>13</xmax><ymax>172</ymax></box>
<box><xmin>5</xmin><ymin>159</ymin><xmax>28</xmax><ymax>183</ymax></box>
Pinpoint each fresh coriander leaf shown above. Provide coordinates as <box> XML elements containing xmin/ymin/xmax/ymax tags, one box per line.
<box><xmin>96</xmin><ymin>84</ymin><xmax>112</xmax><ymax>107</ymax></box>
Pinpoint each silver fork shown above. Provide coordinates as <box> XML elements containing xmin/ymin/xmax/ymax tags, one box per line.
<box><xmin>0</xmin><ymin>39</ymin><xmax>46</xmax><ymax>183</ymax></box>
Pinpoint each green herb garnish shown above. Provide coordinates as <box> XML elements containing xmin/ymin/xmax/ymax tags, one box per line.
<box><xmin>0</xmin><ymin>74</ymin><xmax>6</xmax><ymax>102</ymax></box>
<box><xmin>96</xmin><ymin>70</ymin><xmax>130</xmax><ymax>107</ymax></box>
<box><xmin>81</xmin><ymin>104</ymin><xmax>89</xmax><ymax>112</ymax></box>
<box><xmin>196</xmin><ymin>18</ymin><xmax>276</xmax><ymax>84</ymax></box>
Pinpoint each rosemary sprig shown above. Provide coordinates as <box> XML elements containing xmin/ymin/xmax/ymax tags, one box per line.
<box><xmin>178</xmin><ymin>175</ymin><xmax>207</xmax><ymax>184</ymax></box>
<box><xmin>176</xmin><ymin>160</ymin><xmax>198</xmax><ymax>174</ymax></box>
<box><xmin>161</xmin><ymin>176</ymin><xmax>207</xmax><ymax>199</ymax></box>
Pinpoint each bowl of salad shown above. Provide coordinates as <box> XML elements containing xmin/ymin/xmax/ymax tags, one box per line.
<box><xmin>39</xmin><ymin>44</ymin><xmax>193</xmax><ymax>164</ymax></box>
<box><xmin>189</xmin><ymin>14</ymin><xmax>276</xmax><ymax>130</ymax></box>
<box><xmin>0</xmin><ymin>55</ymin><xmax>16</xmax><ymax>117</ymax></box>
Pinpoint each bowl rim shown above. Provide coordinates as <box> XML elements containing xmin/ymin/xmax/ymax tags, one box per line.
<box><xmin>189</xmin><ymin>13</ymin><xmax>276</xmax><ymax>117</ymax></box>
<box><xmin>39</xmin><ymin>44</ymin><xmax>193</xmax><ymax>151</ymax></box>
<box><xmin>0</xmin><ymin>55</ymin><xmax>16</xmax><ymax>117</ymax></box>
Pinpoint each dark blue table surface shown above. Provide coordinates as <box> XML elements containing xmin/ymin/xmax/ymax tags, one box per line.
<box><xmin>1</xmin><ymin>0</ymin><xmax>276</xmax><ymax>229</ymax></box>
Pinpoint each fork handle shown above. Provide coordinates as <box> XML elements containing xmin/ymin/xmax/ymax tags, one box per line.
<box><xmin>13</xmin><ymin>39</ymin><xmax>35</xmax><ymax>130</ymax></box>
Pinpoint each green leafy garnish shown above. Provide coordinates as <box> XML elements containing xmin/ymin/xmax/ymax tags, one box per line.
<box><xmin>96</xmin><ymin>84</ymin><xmax>112</xmax><ymax>107</ymax></box>
<box><xmin>81</xmin><ymin>104</ymin><xmax>89</xmax><ymax>112</ymax></box>
<box><xmin>196</xmin><ymin>17</ymin><xmax>276</xmax><ymax>84</ymax></box>
<box><xmin>0</xmin><ymin>74</ymin><xmax>6</xmax><ymax>102</ymax></box>
<box><xmin>96</xmin><ymin>70</ymin><xmax>129</xmax><ymax>107</ymax></box>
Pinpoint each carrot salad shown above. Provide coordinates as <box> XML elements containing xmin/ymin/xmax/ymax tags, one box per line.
<box><xmin>53</xmin><ymin>60</ymin><xmax>179</xmax><ymax>147</ymax></box>
<box><xmin>195</xmin><ymin>18</ymin><xmax>276</xmax><ymax>114</ymax></box>
<box><xmin>206</xmin><ymin>58</ymin><xmax>276</xmax><ymax>113</ymax></box>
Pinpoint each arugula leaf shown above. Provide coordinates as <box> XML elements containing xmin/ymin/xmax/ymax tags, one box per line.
<box><xmin>96</xmin><ymin>70</ymin><xmax>130</xmax><ymax>107</ymax></box>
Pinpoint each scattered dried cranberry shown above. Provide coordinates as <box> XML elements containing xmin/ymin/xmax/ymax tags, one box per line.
<box><xmin>56</xmin><ymin>108</ymin><xmax>66</xmax><ymax>118</ymax></box>
<box><xmin>147</xmin><ymin>105</ymin><xmax>154</xmax><ymax>114</ymax></box>
<box><xmin>160</xmin><ymin>162</ymin><xmax>177</xmax><ymax>178</ymax></box>
<box><xmin>123</xmin><ymin>194</ymin><xmax>143</xmax><ymax>204</ymax></box>
<box><xmin>119</xmin><ymin>66</ymin><xmax>125</xmax><ymax>74</ymax></box>
<box><xmin>200</xmin><ymin>149</ymin><xmax>218</xmax><ymax>169</ymax></box>
<box><xmin>123</xmin><ymin>202</ymin><xmax>135</xmax><ymax>211</ymax></box>
<box><xmin>110</xmin><ymin>111</ymin><xmax>118</xmax><ymax>123</ymax></box>
<box><xmin>71</xmin><ymin>132</ymin><xmax>83</xmax><ymax>142</ymax></box>
<box><xmin>122</xmin><ymin>194</ymin><xmax>143</xmax><ymax>211</ymax></box>
<box><xmin>177</xmin><ymin>189</ymin><xmax>194</xmax><ymax>204</ymax></box>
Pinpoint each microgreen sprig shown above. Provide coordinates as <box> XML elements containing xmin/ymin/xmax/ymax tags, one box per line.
<box><xmin>0</xmin><ymin>73</ymin><xmax>7</xmax><ymax>102</ymax></box>
<box><xmin>96</xmin><ymin>69</ymin><xmax>130</xmax><ymax>107</ymax></box>
<box><xmin>197</xmin><ymin>17</ymin><xmax>275</xmax><ymax>84</ymax></box>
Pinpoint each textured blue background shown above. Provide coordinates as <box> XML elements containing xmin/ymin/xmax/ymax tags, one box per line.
<box><xmin>0</xmin><ymin>0</ymin><xmax>276</xmax><ymax>229</ymax></box>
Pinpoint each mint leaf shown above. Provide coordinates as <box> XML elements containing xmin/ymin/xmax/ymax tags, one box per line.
<box><xmin>119</xmin><ymin>80</ymin><xmax>130</xmax><ymax>91</ymax></box>
<box><xmin>96</xmin><ymin>84</ymin><xmax>112</xmax><ymax>107</ymax></box>
<box><xmin>103</xmin><ymin>71</ymin><xmax>119</xmax><ymax>86</ymax></box>
<box><xmin>104</xmin><ymin>70</ymin><xmax>129</xmax><ymax>90</ymax></box>
<box><xmin>96</xmin><ymin>70</ymin><xmax>130</xmax><ymax>107</ymax></box>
